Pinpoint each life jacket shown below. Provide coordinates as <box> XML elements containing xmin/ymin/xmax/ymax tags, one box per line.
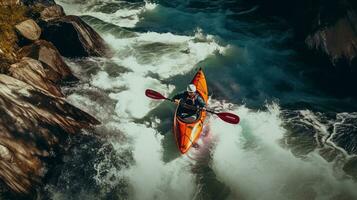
<box><xmin>184</xmin><ymin>92</ymin><xmax>199</xmax><ymax>106</ymax></box>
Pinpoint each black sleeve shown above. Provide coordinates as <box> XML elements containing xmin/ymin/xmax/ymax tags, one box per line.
<box><xmin>197</xmin><ymin>96</ymin><xmax>206</xmax><ymax>108</ymax></box>
<box><xmin>173</xmin><ymin>92</ymin><xmax>185</xmax><ymax>100</ymax></box>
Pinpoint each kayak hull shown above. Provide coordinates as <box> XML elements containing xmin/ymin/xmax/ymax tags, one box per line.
<box><xmin>173</xmin><ymin>69</ymin><xmax>208</xmax><ymax>154</ymax></box>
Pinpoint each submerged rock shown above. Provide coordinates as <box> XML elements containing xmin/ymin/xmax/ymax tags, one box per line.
<box><xmin>8</xmin><ymin>57</ymin><xmax>63</xmax><ymax>97</ymax></box>
<box><xmin>0</xmin><ymin>74</ymin><xmax>99</xmax><ymax>194</ymax></box>
<box><xmin>17</xmin><ymin>40</ymin><xmax>78</xmax><ymax>82</ymax></box>
<box><xmin>15</xmin><ymin>19</ymin><xmax>41</xmax><ymax>41</ymax></box>
<box><xmin>41</xmin><ymin>15</ymin><xmax>113</xmax><ymax>58</ymax></box>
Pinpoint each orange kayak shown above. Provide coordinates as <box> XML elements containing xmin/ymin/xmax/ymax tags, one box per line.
<box><xmin>173</xmin><ymin>68</ymin><xmax>208</xmax><ymax>154</ymax></box>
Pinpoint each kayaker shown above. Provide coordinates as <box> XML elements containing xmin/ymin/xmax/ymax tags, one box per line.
<box><xmin>173</xmin><ymin>84</ymin><xmax>206</xmax><ymax>120</ymax></box>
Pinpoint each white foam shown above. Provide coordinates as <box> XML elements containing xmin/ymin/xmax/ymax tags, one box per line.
<box><xmin>209</xmin><ymin>102</ymin><xmax>357</xmax><ymax>200</ymax></box>
<box><xmin>103</xmin><ymin>30</ymin><xmax>227</xmax><ymax>79</ymax></box>
<box><xmin>119</xmin><ymin>122</ymin><xmax>196</xmax><ymax>200</ymax></box>
<box><xmin>89</xmin><ymin>29</ymin><xmax>227</xmax><ymax>121</ymax></box>
<box><xmin>71</xmin><ymin>13</ymin><xmax>227</xmax><ymax>198</ymax></box>
<box><xmin>90</xmin><ymin>71</ymin><xmax>174</xmax><ymax>119</ymax></box>
<box><xmin>144</xmin><ymin>0</ymin><xmax>157</xmax><ymax>10</ymax></box>
<box><xmin>53</xmin><ymin>1</ymin><xmax>357</xmax><ymax>199</ymax></box>
<box><xmin>57</xmin><ymin>0</ymin><xmax>158</xmax><ymax>28</ymax></box>
<box><xmin>298</xmin><ymin>110</ymin><xmax>355</xmax><ymax>159</ymax></box>
<box><xmin>90</xmin><ymin>28</ymin><xmax>225</xmax><ymax>198</ymax></box>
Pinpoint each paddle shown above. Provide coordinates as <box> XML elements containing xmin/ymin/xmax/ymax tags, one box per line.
<box><xmin>145</xmin><ymin>89</ymin><xmax>240</xmax><ymax>124</ymax></box>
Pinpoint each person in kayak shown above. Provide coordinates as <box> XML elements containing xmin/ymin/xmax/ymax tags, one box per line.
<box><xmin>173</xmin><ymin>84</ymin><xmax>206</xmax><ymax>121</ymax></box>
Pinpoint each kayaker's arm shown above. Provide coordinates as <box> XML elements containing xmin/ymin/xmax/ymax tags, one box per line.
<box><xmin>172</xmin><ymin>92</ymin><xmax>186</xmax><ymax>104</ymax></box>
<box><xmin>197</xmin><ymin>96</ymin><xmax>206</xmax><ymax>108</ymax></box>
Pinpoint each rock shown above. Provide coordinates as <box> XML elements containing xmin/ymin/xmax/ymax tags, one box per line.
<box><xmin>0</xmin><ymin>0</ymin><xmax>20</xmax><ymax>6</ymax></box>
<box><xmin>0</xmin><ymin>74</ymin><xmax>99</xmax><ymax>194</ymax></box>
<box><xmin>15</xmin><ymin>19</ymin><xmax>41</xmax><ymax>41</ymax></box>
<box><xmin>17</xmin><ymin>40</ymin><xmax>78</xmax><ymax>82</ymax></box>
<box><xmin>21</xmin><ymin>0</ymin><xmax>55</xmax><ymax>6</ymax></box>
<box><xmin>0</xmin><ymin>145</ymin><xmax>12</xmax><ymax>161</ymax></box>
<box><xmin>306</xmin><ymin>10</ymin><xmax>357</xmax><ymax>64</ymax></box>
<box><xmin>242</xmin><ymin>0</ymin><xmax>357</xmax><ymax>64</ymax></box>
<box><xmin>0</xmin><ymin>0</ymin><xmax>55</xmax><ymax>6</ymax></box>
<box><xmin>0</xmin><ymin>57</ymin><xmax>11</xmax><ymax>74</ymax></box>
<box><xmin>40</xmin><ymin>4</ymin><xmax>65</xmax><ymax>21</ymax></box>
<box><xmin>8</xmin><ymin>57</ymin><xmax>63</xmax><ymax>97</ymax></box>
<box><xmin>40</xmin><ymin>15</ymin><xmax>113</xmax><ymax>58</ymax></box>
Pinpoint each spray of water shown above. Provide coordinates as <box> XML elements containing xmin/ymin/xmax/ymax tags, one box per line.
<box><xmin>48</xmin><ymin>1</ymin><xmax>357</xmax><ymax>200</ymax></box>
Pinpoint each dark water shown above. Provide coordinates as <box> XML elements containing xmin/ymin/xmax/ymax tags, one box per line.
<box><xmin>42</xmin><ymin>0</ymin><xmax>357</xmax><ymax>199</ymax></box>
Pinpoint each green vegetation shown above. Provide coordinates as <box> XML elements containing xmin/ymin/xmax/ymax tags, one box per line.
<box><xmin>0</xmin><ymin>3</ymin><xmax>45</xmax><ymax>68</ymax></box>
<box><xmin>0</xmin><ymin>4</ymin><xmax>28</xmax><ymax>64</ymax></box>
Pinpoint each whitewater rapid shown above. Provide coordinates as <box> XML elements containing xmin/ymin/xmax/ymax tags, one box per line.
<box><xmin>49</xmin><ymin>1</ymin><xmax>357</xmax><ymax>200</ymax></box>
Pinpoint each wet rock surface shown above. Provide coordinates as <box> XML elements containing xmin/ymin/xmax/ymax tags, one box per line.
<box><xmin>0</xmin><ymin>0</ymin><xmax>20</xmax><ymax>6</ymax></box>
<box><xmin>0</xmin><ymin>74</ymin><xmax>99</xmax><ymax>194</ymax></box>
<box><xmin>40</xmin><ymin>4</ymin><xmax>66</xmax><ymax>21</ymax></box>
<box><xmin>243</xmin><ymin>0</ymin><xmax>357</xmax><ymax>65</ymax></box>
<box><xmin>306</xmin><ymin>10</ymin><xmax>357</xmax><ymax>64</ymax></box>
<box><xmin>40</xmin><ymin>15</ymin><xmax>112</xmax><ymax>58</ymax></box>
<box><xmin>17</xmin><ymin>40</ymin><xmax>77</xmax><ymax>83</ymax></box>
<box><xmin>8</xmin><ymin>57</ymin><xmax>64</xmax><ymax>97</ymax></box>
<box><xmin>0</xmin><ymin>0</ymin><xmax>106</xmax><ymax>197</ymax></box>
<box><xmin>15</xmin><ymin>19</ymin><xmax>41</xmax><ymax>41</ymax></box>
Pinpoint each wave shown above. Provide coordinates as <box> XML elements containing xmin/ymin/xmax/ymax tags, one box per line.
<box><xmin>57</xmin><ymin>0</ymin><xmax>156</xmax><ymax>27</ymax></box>
<box><xmin>46</xmin><ymin>1</ymin><xmax>357</xmax><ymax>200</ymax></box>
<box><xmin>209</xmin><ymin>102</ymin><xmax>357</xmax><ymax>200</ymax></box>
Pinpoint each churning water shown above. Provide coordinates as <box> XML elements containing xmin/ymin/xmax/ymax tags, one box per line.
<box><xmin>45</xmin><ymin>1</ymin><xmax>357</xmax><ymax>199</ymax></box>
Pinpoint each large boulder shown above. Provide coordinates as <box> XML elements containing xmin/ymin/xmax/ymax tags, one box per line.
<box><xmin>15</xmin><ymin>19</ymin><xmax>41</xmax><ymax>41</ymax></box>
<box><xmin>242</xmin><ymin>0</ymin><xmax>357</xmax><ymax>65</ymax></box>
<box><xmin>40</xmin><ymin>4</ymin><xmax>66</xmax><ymax>21</ymax></box>
<box><xmin>8</xmin><ymin>57</ymin><xmax>63</xmax><ymax>97</ymax></box>
<box><xmin>40</xmin><ymin>15</ymin><xmax>113</xmax><ymax>58</ymax></box>
<box><xmin>306</xmin><ymin>10</ymin><xmax>357</xmax><ymax>64</ymax></box>
<box><xmin>17</xmin><ymin>40</ymin><xmax>78</xmax><ymax>82</ymax></box>
<box><xmin>0</xmin><ymin>74</ymin><xmax>99</xmax><ymax>194</ymax></box>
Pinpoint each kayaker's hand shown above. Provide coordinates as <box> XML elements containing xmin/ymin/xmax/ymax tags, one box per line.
<box><xmin>202</xmin><ymin>107</ymin><xmax>206</xmax><ymax>111</ymax></box>
<box><xmin>174</xmin><ymin>99</ymin><xmax>180</xmax><ymax>104</ymax></box>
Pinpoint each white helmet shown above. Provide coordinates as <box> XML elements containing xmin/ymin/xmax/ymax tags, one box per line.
<box><xmin>187</xmin><ymin>84</ymin><xmax>196</xmax><ymax>93</ymax></box>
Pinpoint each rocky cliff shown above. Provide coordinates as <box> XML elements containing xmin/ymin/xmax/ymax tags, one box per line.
<box><xmin>0</xmin><ymin>0</ymin><xmax>111</xmax><ymax>198</ymax></box>
<box><xmin>243</xmin><ymin>0</ymin><xmax>357</xmax><ymax>65</ymax></box>
<box><xmin>241</xmin><ymin>0</ymin><xmax>357</xmax><ymax>97</ymax></box>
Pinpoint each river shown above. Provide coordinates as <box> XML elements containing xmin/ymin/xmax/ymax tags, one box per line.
<box><xmin>44</xmin><ymin>0</ymin><xmax>357</xmax><ymax>199</ymax></box>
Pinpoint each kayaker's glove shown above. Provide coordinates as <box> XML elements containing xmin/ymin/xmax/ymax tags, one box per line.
<box><xmin>196</xmin><ymin>105</ymin><xmax>205</xmax><ymax>111</ymax></box>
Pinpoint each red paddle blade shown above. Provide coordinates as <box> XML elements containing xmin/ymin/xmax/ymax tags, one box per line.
<box><xmin>216</xmin><ymin>112</ymin><xmax>240</xmax><ymax>124</ymax></box>
<box><xmin>145</xmin><ymin>89</ymin><xmax>166</xmax><ymax>100</ymax></box>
